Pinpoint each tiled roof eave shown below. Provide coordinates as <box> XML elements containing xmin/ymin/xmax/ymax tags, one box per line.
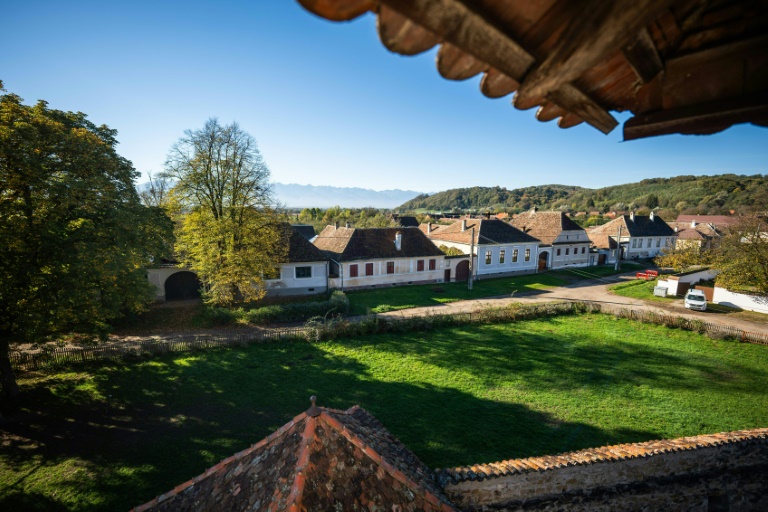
<box><xmin>437</xmin><ymin>428</ymin><xmax>768</xmax><ymax>485</ymax></box>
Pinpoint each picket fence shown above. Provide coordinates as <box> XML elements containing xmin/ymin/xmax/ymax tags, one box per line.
<box><xmin>8</xmin><ymin>301</ymin><xmax>767</xmax><ymax>372</ymax></box>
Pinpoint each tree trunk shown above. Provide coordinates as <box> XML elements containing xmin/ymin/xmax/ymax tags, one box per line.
<box><xmin>0</xmin><ymin>338</ymin><xmax>21</xmax><ymax>399</ymax></box>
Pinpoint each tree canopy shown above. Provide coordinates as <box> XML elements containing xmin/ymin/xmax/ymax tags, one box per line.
<box><xmin>713</xmin><ymin>214</ymin><xmax>768</xmax><ymax>294</ymax></box>
<box><xmin>0</xmin><ymin>86</ymin><xmax>173</xmax><ymax>398</ymax></box>
<box><xmin>163</xmin><ymin>119</ymin><xmax>286</xmax><ymax>305</ymax></box>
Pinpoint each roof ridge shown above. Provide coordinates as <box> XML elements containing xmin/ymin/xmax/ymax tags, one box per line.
<box><xmin>284</xmin><ymin>415</ymin><xmax>317</xmax><ymax>511</ymax></box>
<box><xmin>437</xmin><ymin>428</ymin><xmax>768</xmax><ymax>485</ymax></box>
<box><xmin>319</xmin><ymin>410</ymin><xmax>455</xmax><ymax>511</ymax></box>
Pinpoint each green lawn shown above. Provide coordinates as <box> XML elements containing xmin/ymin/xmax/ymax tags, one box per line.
<box><xmin>2</xmin><ymin>314</ymin><xmax>767</xmax><ymax>511</ymax></box>
<box><xmin>347</xmin><ymin>273</ymin><xmax>567</xmax><ymax>315</ymax></box>
<box><xmin>610</xmin><ymin>278</ymin><xmax>678</xmax><ymax>303</ymax></box>
<box><xmin>552</xmin><ymin>261</ymin><xmax>645</xmax><ymax>280</ymax></box>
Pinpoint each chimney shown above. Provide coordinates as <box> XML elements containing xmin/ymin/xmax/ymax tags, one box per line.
<box><xmin>675</xmin><ymin>226</ymin><xmax>678</xmax><ymax>233</ymax></box>
<box><xmin>461</xmin><ymin>219</ymin><xmax>467</xmax><ymax>231</ymax></box>
<box><xmin>427</xmin><ymin>223</ymin><xmax>432</xmax><ymax>234</ymax></box>
<box><xmin>629</xmin><ymin>211</ymin><xmax>635</xmax><ymax>221</ymax></box>
<box><xmin>334</xmin><ymin>221</ymin><xmax>339</xmax><ymax>229</ymax></box>
<box><xmin>394</xmin><ymin>232</ymin><xmax>402</xmax><ymax>251</ymax></box>
<box><xmin>650</xmin><ymin>211</ymin><xmax>655</xmax><ymax>221</ymax></box>
<box><xmin>691</xmin><ymin>220</ymin><xmax>696</xmax><ymax>228</ymax></box>
<box><xmin>485</xmin><ymin>211</ymin><xmax>491</xmax><ymax>220</ymax></box>
<box><xmin>345</xmin><ymin>221</ymin><xmax>351</xmax><ymax>229</ymax></box>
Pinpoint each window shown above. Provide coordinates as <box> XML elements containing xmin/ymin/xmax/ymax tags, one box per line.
<box><xmin>349</xmin><ymin>264</ymin><xmax>358</xmax><ymax>277</ymax></box>
<box><xmin>485</xmin><ymin>251</ymin><xmax>492</xmax><ymax>265</ymax></box>
<box><xmin>417</xmin><ymin>260</ymin><xmax>424</xmax><ymax>271</ymax></box>
<box><xmin>386</xmin><ymin>261</ymin><xmax>395</xmax><ymax>274</ymax></box>
<box><xmin>647</xmin><ymin>238</ymin><xmax>652</xmax><ymax>248</ymax></box>
<box><xmin>525</xmin><ymin>248</ymin><xmax>531</xmax><ymax>261</ymax></box>
<box><xmin>365</xmin><ymin>263</ymin><xmax>374</xmax><ymax>276</ymax></box>
<box><xmin>582</xmin><ymin>247</ymin><xmax>586</xmax><ymax>254</ymax></box>
<box><xmin>429</xmin><ymin>259</ymin><xmax>436</xmax><ymax>270</ymax></box>
<box><xmin>656</xmin><ymin>238</ymin><xmax>661</xmax><ymax>247</ymax></box>
<box><xmin>565</xmin><ymin>248</ymin><xmax>569</xmax><ymax>255</ymax></box>
<box><xmin>499</xmin><ymin>249</ymin><xmax>505</xmax><ymax>264</ymax></box>
<box><xmin>557</xmin><ymin>248</ymin><xmax>561</xmax><ymax>256</ymax></box>
<box><xmin>512</xmin><ymin>249</ymin><xmax>518</xmax><ymax>262</ymax></box>
<box><xmin>295</xmin><ymin>266</ymin><xmax>312</xmax><ymax>279</ymax></box>
<box><xmin>632</xmin><ymin>239</ymin><xmax>637</xmax><ymax>248</ymax></box>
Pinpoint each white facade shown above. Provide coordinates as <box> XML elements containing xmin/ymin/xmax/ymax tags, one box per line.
<box><xmin>436</xmin><ymin>240</ymin><xmax>539</xmax><ymax>277</ymax></box>
<box><xmin>626</xmin><ymin>235</ymin><xmax>675</xmax><ymax>259</ymax></box>
<box><xmin>329</xmin><ymin>256</ymin><xmax>446</xmax><ymax>290</ymax></box>
<box><xmin>265</xmin><ymin>261</ymin><xmax>328</xmax><ymax>297</ymax></box>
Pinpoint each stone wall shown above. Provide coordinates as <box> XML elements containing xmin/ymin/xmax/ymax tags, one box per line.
<box><xmin>440</xmin><ymin>429</ymin><xmax>768</xmax><ymax>511</ymax></box>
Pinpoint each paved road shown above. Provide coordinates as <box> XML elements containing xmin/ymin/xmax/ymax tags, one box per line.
<box><xmin>373</xmin><ymin>271</ymin><xmax>768</xmax><ymax>335</ymax></box>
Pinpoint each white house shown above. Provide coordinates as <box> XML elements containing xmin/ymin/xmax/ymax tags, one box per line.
<box><xmin>264</xmin><ymin>226</ymin><xmax>329</xmax><ymax>297</ymax></box>
<box><xmin>510</xmin><ymin>209</ymin><xmax>591</xmax><ymax>269</ymax></box>
<box><xmin>422</xmin><ymin>218</ymin><xmax>540</xmax><ymax>278</ymax></box>
<box><xmin>588</xmin><ymin>211</ymin><xmax>676</xmax><ymax>261</ymax></box>
<box><xmin>312</xmin><ymin>226</ymin><xmax>447</xmax><ymax>290</ymax></box>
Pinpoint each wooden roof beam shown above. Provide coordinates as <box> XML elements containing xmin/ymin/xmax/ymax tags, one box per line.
<box><xmin>622</xmin><ymin>28</ymin><xmax>664</xmax><ymax>84</ymax></box>
<box><xmin>376</xmin><ymin>0</ymin><xmax>617</xmax><ymax>132</ymax></box>
<box><xmin>517</xmin><ymin>0</ymin><xmax>673</xmax><ymax>102</ymax></box>
<box><xmin>624</xmin><ymin>93</ymin><xmax>768</xmax><ymax>140</ymax></box>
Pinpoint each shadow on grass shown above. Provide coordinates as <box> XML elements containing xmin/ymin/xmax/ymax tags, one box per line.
<box><xmin>1</xmin><ymin>338</ymin><xmax>653</xmax><ymax>511</ymax></box>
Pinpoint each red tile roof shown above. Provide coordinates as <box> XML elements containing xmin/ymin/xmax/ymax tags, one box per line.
<box><xmin>510</xmin><ymin>210</ymin><xmax>586</xmax><ymax>245</ymax></box>
<box><xmin>437</xmin><ymin>428</ymin><xmax>768</xmax><ymax>485</ymax></box>
<box><xmin>313</xmin><ymin>226</ymin><xmax>445</xmax><ymax>261</ymax></box>
<box><xmin>675</xmin><ymin>215</ymin><xmax>740</xmax><ymax>226</ymax></box>
<box><xmin>132</xmin><ymin>399</ymin><xmax>455</xmax><ymax>512</ymax></box>
<box><xmin>426</xmin><ymin>219</ymin><xmax>538</xmax><ymax>246</ymax></box>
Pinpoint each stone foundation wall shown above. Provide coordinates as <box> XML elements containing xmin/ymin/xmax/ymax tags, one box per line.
<box><xmin>442</xmin><ymin>431</ymin><xmax>768</xmax><ymax>511</ymax></box>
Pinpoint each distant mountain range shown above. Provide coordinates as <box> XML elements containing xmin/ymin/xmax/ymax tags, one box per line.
<box><xmin>272</xmin><ymin>183</ymin><xmax>423</xmax><ymax>209</ymax></box>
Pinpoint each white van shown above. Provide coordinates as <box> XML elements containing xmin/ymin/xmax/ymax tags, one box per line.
<box><xmin>684</xmin><ymin>289</ymin><xmax>707</xmax><ymax>311</ymax></box>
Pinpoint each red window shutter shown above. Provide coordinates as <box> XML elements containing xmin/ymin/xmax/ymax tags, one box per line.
<box><xmin>417</xmin><ymin>260</ymin><xmax>424</xmax><ymax>271</ymax></box>
<box><xmin>366</xmin><ymin>263</ymin><xmax>374</xmax><ymax>276</ymax></box>
<box><xmin>387</xmin><ymin>262</ymin><xmax>395</xmax><ymax>274</ymax></box>
<box><xmin>429</xmin><ymin>259</ymin><xmax>436</xmax><ymax>270</ymax></box>
<box><xmin>350</xmin><ymin>264</ymin><xmax>358</xmax><ymax>277</ymax></box>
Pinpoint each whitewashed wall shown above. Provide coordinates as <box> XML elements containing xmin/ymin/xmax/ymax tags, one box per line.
<box><xmin>713</xmin><ymin>288</ymin><xmax>768</xmax><ymax>313</ymax></box>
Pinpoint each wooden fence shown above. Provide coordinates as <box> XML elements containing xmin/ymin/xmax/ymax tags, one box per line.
<box><xmin>9</xmin><ymin>327</ymin><xmax>306</xmax><ymax>372</ymax></box>
<box><xmin>9</xmin><ymin>301</ymin><xmax>767</xmax><ymax>372</ymax></box>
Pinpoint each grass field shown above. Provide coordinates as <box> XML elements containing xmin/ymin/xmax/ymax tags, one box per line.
<box><xmin>610</xmin><ymin>278</ymin><xmax>678</xmax><ymax>303</ymax></box>
<box><xmin>347</xmin><ymin>273</ymin><xmax>567</xmax><ymax>315</ymax></box>
<box><xmin>2</xmin><ymin>314</ymin><xmax>767</xmax><ymax>511</ymax></box>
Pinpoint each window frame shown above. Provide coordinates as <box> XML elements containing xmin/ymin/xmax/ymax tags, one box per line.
<box><xmin>365</xmin><ymin>262</ymin><xmax>374</xmax><ymax>276</ymax></box>
<box><xmin>524</xmin><ymin>248</ymin><xmax>531</xmax><ymax>262</ymax></box>
<box><xmin>512</xmin><ymin>249</ymin><xmax>519</xmax><ymax>263</ymax></box>
<box><xmin>386</xmin><ymin>261</ymin><xmax>395</xmax><ymax>274</ymax></box>
<box><xmin>499</xmin><ymin>249</ymin><xmax>505</xmax><ymax>264</ymax></box>
<box><xmin>428</xmin><ymin>259</ymin><xmax>436</xmax><ymax>271</ymax></box>
<box><xmin>349</xmin><ymin>264</ymin><xmax>358</xmax><ymax>278</ymax></box>
<box><xmin>417</xmin><ymin>259</ymin><xmax>425</xmax><ymax>272</ymax></box>
<box><xmin>295</xmin><ymin>266</ymin><xmax>312</xmax><ymax>279</ymax></box>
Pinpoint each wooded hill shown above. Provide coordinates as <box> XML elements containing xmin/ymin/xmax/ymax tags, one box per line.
<box><xmin>397</xmin><ymin>174</ymin><xmax>768</xmax><ymax>216</ymax></box>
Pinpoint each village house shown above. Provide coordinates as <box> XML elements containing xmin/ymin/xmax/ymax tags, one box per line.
<box><xmin>263</xmin><ymin>226</ymin><xmax>329</xmax><ymax>297</ymax></box>
<box><xmin>147</xmin><ymin>226</ymin><xmax>329</xmax><ymax>301</ymax></box>
<box><xmin>668</xmin><ymin>219</ymin><xmax>724</xmax><ymax>251</ymax></box>
<box><xmin>312</xmin><ymin>225</ymin><xmax>447</xmax><ymax>290</ymax></box>
<box><xmin>422</xmin><ymin>217</ymin><xmax>540</xmax><ymax>277</ymax></box>
<box><xmin>510</xmin><ymin>208</ymin><xmax>592</xmax><ymax>269</ymax></box>
<box><xmin>588</xmin><ymin>212</ymin><xmax>676</xmax><ymax>261</ymax></box>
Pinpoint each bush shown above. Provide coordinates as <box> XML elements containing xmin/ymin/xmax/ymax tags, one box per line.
<box><xmin>198</xmin><ymin>292</ymin><xmax>350</xmax><ymax>327</ymax></box>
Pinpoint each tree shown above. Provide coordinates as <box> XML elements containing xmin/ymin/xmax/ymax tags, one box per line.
<box><xmin>163</xmin><ymin>119</ymin><xmax>286</xmax><ymax>305</ymax></box>
<box><xmin>646</xmin><ymin>193</ymin><xmax>659</xmax><ymax>209</ymax></box>
<box><xmin>0</xmin><ymin>86</ymin><xmax>173</xmax><ymax>400</ymax></box>
<box><xmin>712</xmin><ymin>213</ymin><xmax>768</xmax><ymax>294</ymax></box>
<box><xmin>654</xmin><ymin>244</ymin><xmax>710</xmax><ymax>272</ymax></box>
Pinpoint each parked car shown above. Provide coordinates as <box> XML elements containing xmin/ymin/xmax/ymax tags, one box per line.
<box><xmin>684</xmin><ymin>289</ymin><xmax>707</xmax><ymax>311</ymax></box>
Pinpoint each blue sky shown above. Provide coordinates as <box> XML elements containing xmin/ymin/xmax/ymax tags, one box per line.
<box><xmin>2</xmin><ymin>0</ymin><xmax>766</xmax><ymax>193</ymax></box>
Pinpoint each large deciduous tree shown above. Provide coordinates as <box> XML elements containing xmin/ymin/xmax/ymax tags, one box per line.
<box><xmin>0</xmin><ymin>86</ymin><xmax>174</xmax><ymax>400</ymax></box>
<box><xmin>163</xmin><ymin>119</ymin><xmax>286</xmax><ymax>305</ymax></box>
<box><xmin>712</xmin><ymin>213</ymin><xmax>768</xmax><ymax>294</ymax></box>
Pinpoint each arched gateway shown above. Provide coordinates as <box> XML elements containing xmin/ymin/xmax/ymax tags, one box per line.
<box><xmin>164</xmin><ymin>271</ymin><xmax>202</xmax><ymax>301</ymax></box>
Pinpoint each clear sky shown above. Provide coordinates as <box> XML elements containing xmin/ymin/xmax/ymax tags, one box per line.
<box><xmin>2</xmin><ymin>0</ymin><xmax>766</xmax><ymax>193</ymax></box>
